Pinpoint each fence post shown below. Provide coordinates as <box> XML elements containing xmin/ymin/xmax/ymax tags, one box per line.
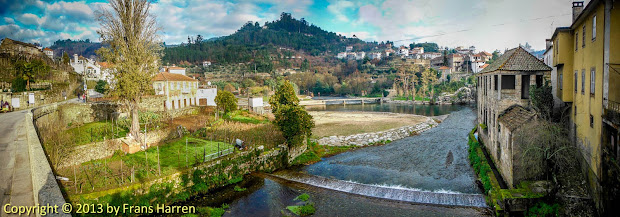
<box><xmin>73</xmin><ymin>165</ymin><xmax>77</xmax><ymax>193</ymax></box>
<box><xmin>185</xmin><ymin>138</ymin><xmax>188</xmax><ymax>168</ymax></box>
<box><xmin>131</xmin><ymin>166</ymin><xmax>134</xmax><ymax>183</ymax></box>
<box><xmin>157</xmin><ymin>146</ymin><xmax>161</xmax><ymax>176</ymax></box>
<box><xmin>145</xmin><ymin>149</ymin><xmax>149</xmax><ymax>179</ymax></box>
<box><xmin>120</xmin><ymin>159</ymin><xmax>123</xmax><ymax>185</ymax></box>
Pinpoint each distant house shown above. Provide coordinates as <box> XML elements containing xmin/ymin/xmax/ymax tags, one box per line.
<box><xmin>152</xmin><ymin>72</ymin><xmax>198</xmax><ymax>110</ymax></box>
<box><xmin>163</xmin><ymin>66</ymin><xmax>186</xmax><ymax>75</ymax></box>
<box><xmin>369</xmin><ymin>52</ymin><xmax>382</xmax><ymax>60</ymax></box>
<box><xmin>97</xmin><ymin>62</ymin><xmax>115</xmax><ymax>84</ymax></box>
<box><xmin>398</xmin><ymin>46</ymin><xmax>409</xmax><ymax>57</ymax></box>
<box><xmin>43</xmin><ymin>48</ymin><xmax>53</xmax><ymax>60</ymax></box>
<box><xmin>447</xmin><ymin>53</ymin><xmax>464</xmax><ymax>71</ymax></box>
<box><xmin>439</xmin><ymin>66</ymin><xmax>452</xmax><ymax>81</ymax></box>
<box><xmin>355</xmin><ymin>51</ymin><xmax>366</xmax><ymax>60</ymax></box>
<box><xmin>471</xmin><ymin>61</ymin><xmax>487</xmax><ymax>73</ymax></box>
<box><xmin>422</xmin><ymin>52</ymin><xmax>441</xmax><ymax>59</ymax></box>
<box><xmin>202</xmin><ymin>61</ymin><xmax>211</xmax><ymax>67</ymax></box>
<box><xmin>337</xmin><ymin>52</ymin><xmax>347</xmax><ymax>59</ymax></box>
<box><xmin>197</xmin><ymin>84</ymin><xmax>217</xmax><ymax>106</ymax></box>
<box><xmin>346</xmin><ymin>46</ymin><xmax>353</xmax><ymax>52</ymax></box>
<box><xmin>70</xmin><ymin>54</ymin><xmax>102</xmax><ymax>80</ymax></box>
<box><xmin>411</xmin><ymin>47</ymin><xmax>424</xmax><ymax>54</ymax></box>
<box><xmin>249</xmin><ymin>97</ymin><xmax>265</xmax><ymax>114</ymax></box>
<box><xmin>430</xmin><ymin>56</ymin><xmax>444</xmax><ymax>68</ymax></box>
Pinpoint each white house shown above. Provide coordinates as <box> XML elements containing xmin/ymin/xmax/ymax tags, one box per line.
<box><xmin>398</xmin><ymin>46</ymin><xmax>409</xmax><ymax>57</ymax></box>
<box><xmin>355</xmin><ymin>52</ymin><xmax>366</xmax><ymax>60</ymax></box>
<box><xmin>369</xmin><ymin>52</ymin><xmax>382</xmax><ymax>60</ymax></box>
<box><xmin>203</xmin><ymin>61</ymin><xmax>211</xmax><ymax>67</ymax></box>
<box><xmin>43</xmin><ymin>48</ymin><xmax>53</xmax><ymax>60</ymax></box>
<box><xmin>197</xmin><ymin>84</ymin><xmax>217</xmax><ymax>106</ymax></box>
<box><xmin>337</xmin><ymin>52</ymin><xmax>347</xmax><ymax>59</ymax></box>
<box><xmin>471</xmin><ymin>61</ymin><xmax>487</xmax><ymax>73</ymax></box>
<box><xmin>422</xmin><ymin>52</ymin><xmax>441</xmax><ymax>59</ymax></box>
<box><xmin>345</xmin><ymin>46</ymin><xmax>353</xmax><ymax>52</ymax></box>
<box><xmin>70</xmin><ymin>54</ymin><xmax>102</xmax><ymax>80</ymax></box>
<box><xmin>411</xmin><ymin>47</ymin><xmax>424</xmax><ymax>54</ymax></box>
<box><xmin>249</xmin><ymin>97</ymin><xmax>265</xmax><ymax>114</ymax></box>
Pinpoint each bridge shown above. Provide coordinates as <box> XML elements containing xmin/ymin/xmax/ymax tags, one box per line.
<box><xmin>299</xmin><ymin>97</ymin><xmax>384</xmax><ymax>106</ymax></box>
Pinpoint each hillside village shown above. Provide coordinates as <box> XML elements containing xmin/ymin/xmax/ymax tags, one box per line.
<box><xmin>1</xmin><ymin>0</ymin><xmax>619</xmax><ymax>216</ymax></box>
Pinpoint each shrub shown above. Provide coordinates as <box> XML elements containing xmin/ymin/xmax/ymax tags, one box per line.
<box><xmin>526</xmin><ymin>202</ymin><xmax>559</xmax><ymax>217</ymax></box>
<box><xmin>295</xmin><ymin>193</ymin><xmax>310</xmax><ymax>202</ymax></box>
<box><xmin>215</xmin><ymin>90</ymin><xmax>237</xmax><ymax>114</ymax></box>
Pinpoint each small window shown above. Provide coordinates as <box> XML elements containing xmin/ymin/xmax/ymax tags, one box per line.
<box><xmin>575</xmin><ymin>32</ymin><xmax>579</xmax><ymax>51</ymax></box>
<box><xmin>556</xmin><ymin>39</ymin><xmax>559</xmax><ymax>54</ymax></box>
<box><xmin>501</xmin><ymin>75</ymin><xmax>516</xmax><ymax>89</ymax></box>
<box><xmin>575</xmin><ymin>106</ymin><xmax>577</xmax><ymax>116</ymax></box>
<box><xmin>582</xmin><ymin>25</ymin><xmax>586</xmax><ymax>48</ymax></box>
<box><xmin>590</xmin><ymin>67</ymin><xmax>595</xmax><ymax>95</ymax></box>
<box><xmin>592</xmin><ymin>15</ymin><xmax>597</xmax><ymax>40</ymax></box>
<box><xmin>590</xmin><ymin>115</ymin><xmax>594</xmax><ymax>128</ymax></box>
<box><xmin>574</xmin><ymin>70</ymin><xmax>578</xmax><ymax>93</ymax></box>
<box><xmin>559</xmin><ymin>73</ymin><xmax>563</xmax><ymax>90</ymax></box>
<box><xmin>581</xmin><ymin>69</ymin><xmax>585</xmax><ymax>95</ymax></box>
<box><xmin>494</xmin><ymin>75</ymin><xmax>498</xmax><ymax>90</ymax></box>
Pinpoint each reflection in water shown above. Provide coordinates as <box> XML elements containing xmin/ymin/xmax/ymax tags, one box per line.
<box><xmin>306</xmin><ymin>103</ymin><xmax>464</xmax><ymax>116</ymax></box>
<box><xmin>305</xmin><ymin>108</ymin><xmax>479</xmax><ymax>194</ymax></box>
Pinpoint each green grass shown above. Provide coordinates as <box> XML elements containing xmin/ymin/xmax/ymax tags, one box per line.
<box><xmin>66</xmin><ymin>121</ymin><xmax>128</xmax><ymax>146</ymax></box>
<box><xmin>76</xmin><ymin>136</ymin><xmax>233</xmax><ymax>182</ymax></box>
<box><xmin>234</xmin><ymin>185</ymin><xmax>247</xmax><ymax>192</ymax></box>
<box><xmin>291</xmin><ymin>151</ymin><xmax>321</xmax><ymax>166</ymax></box>
<box><xmin>226</xmin><ymin>110</ymin><xmax>269</xmax><ymax>124</ymax></box>
<box><xmin>295</xmin><ymin>193</ymin><xmax>310</xmax><ymax>202</ymax></box>
<box><xmin>286</xmin><ymin>203</ymin><xmax>315</xmax><ymax>216</ymax></box>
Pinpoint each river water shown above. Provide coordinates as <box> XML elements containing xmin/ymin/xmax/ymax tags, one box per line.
<box><xmin>306</xmin><ymin>103</ymin><xmax>464</xmax><ymax>116</ymax></box>
<box><xmin>181</xmin><ymin>105</ymin><xmax>488</xmax><ymax>216</ymax></box>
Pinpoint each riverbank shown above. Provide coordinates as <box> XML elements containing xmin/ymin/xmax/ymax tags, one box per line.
<box><xmin>310</xmin><ymin>111</ymin><xmax>431</xmax><ymax>139</ymax></box>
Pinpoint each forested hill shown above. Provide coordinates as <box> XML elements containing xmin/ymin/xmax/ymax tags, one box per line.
<box><xmin>49</xmin><ymin>39</ymin><xmax>104</xmax><ymax>60</ymax></box>
<box><xmin>162</xmin><ymin>13</ymin><xmax>378</xmax><ymax>65</ymax></box>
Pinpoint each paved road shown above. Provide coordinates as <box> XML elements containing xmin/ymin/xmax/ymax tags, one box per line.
<box><xmin>0</xmin><ymin>110</ymin><xmax>35</xmax><ymax>216</ymax></box>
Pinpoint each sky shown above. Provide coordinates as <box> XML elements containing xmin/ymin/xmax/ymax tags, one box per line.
<box><xmin>0</xmin><ymin>0</ymin><xmax>585</xmax><ymax>52</ymax></box>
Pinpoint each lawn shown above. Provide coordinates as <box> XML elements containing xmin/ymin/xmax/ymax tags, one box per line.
<box><xmin>66</xmin><ymin>121</ymin><xmax>128</xmax><ymax>147</ymax></box>
<box><xmin>57</xmin><ymin>136</ymin><xmax>233</xmax><ymax>194</ymax></box>
<box><xmin>226</xmin><ymin>110</ymin><xmax>270</xmax><ymax>124</ymax></box>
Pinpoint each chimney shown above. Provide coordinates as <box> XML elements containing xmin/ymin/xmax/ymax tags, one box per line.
<box><xmin>545</xmin><ymin>39</ymin><xmax>553</xmax><ymax>51</ymax></box>
<box><xmin>73</xmin><ymin>54</ymin><xmax>78</xmax><ymax>63</ymax></box>
<box><xmin>572</xmin><ymin>1</ymin><xmax>584</xmax><ymax>22</ymax></box>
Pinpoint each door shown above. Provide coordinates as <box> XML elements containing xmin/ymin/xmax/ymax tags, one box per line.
<box><xmin>199</xmin><ymin>98</ymin><xmax>207</xmax><ymax>106</ymax></box>
<box><xmin>521</xmin><ymin>75</ymin><xmax>530</xmax><ymax>99</ymax></box>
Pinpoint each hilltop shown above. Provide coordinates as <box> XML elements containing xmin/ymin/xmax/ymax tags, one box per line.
<box><xmin>162</xmin><ymin>13</ymin><xmax>378</xmax><ymax>65</ymax></box>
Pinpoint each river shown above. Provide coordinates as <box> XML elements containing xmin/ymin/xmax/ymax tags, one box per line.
<box><xmin>306</xmin><ymin>103</ymin><xmax>464</xmax><ymax>116</ymax></box>
<box><xmin>180</xmin><ymin>105</ymin><xmax>488</xmax><ymax>216</ymax></box>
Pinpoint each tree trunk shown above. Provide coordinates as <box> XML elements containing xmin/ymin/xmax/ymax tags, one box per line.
<box><xmin>130</xmin><ymin>99</ymin><xmax>141</xmax><ymax>144</ymax></box>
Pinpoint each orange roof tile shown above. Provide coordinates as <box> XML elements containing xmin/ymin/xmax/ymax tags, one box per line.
<box><xmin>153</xmin><ymin>72</ymin><xmax>197</xmax><ymax>82</ymax></box>
<box><xmin>99</xmin><ymin>62</ymin><xmax>113</xmax><ymax>68</ymax></box>
<box><xmin>43</xmin><ymin>47</ymin><xmax>52</xmax><ymax>51</ymax></box>
<box><xmin>439</xmin><ymin>66</ymin><xmax>450</xmax><ymax>70</ymax></box>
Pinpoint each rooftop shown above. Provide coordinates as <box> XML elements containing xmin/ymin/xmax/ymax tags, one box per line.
<box><xmin>153</xmin><ymin>72</ymin><xmax>197</xmax><ymax>82</ymax></box>
<box><xmin>479</xmin><ymin>46</ymin><xmax>551</xmax><ymax>74</ymax></box>
<box><xmin>497</xmin><ymin>105</ymin><xmax>537</xmax><ymax>131</ymax></box>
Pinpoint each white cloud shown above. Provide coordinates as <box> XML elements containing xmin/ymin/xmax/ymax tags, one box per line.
<box><xmin>17</xmin><ymin>13</ymin><xmax>42</xmax><ymax>26</ymax></box>
<box><xmin>4</xmin><ymin>17</ymin><xmax>15</xmax><ymax>24</ymax></box>
<box><xmin>327</xmin><ymin>1</ymin><xmax>355</xmax><ymax>22</ymax></box>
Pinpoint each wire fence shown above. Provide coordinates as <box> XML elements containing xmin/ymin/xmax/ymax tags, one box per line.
<box><xmin>59</xmin><ymin>137</ymin><xmax>237</xmax><ymax>194</ymax></box>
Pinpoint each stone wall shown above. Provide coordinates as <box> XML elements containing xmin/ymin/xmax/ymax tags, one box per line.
<box><xmin>316</xmin><ymin>119</ymin><xmax>436</xmax><ymax>146</ymax></box>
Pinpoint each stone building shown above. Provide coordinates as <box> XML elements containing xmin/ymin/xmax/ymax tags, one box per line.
<box><xmin>152</xmin><ymin>72</ymin><xmax>198</xmax><ymax>110</ymax></box>
<box><xmin>476</xmin><ymin>46</ymin><xmax>551</xmax><ymax>187</ymax></box>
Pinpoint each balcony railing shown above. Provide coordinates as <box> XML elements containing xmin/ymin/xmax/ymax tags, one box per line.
<box><xmin>605</xmin><ymin>100</ymin><xmax>620</xmax><ymax>125</ymax></box>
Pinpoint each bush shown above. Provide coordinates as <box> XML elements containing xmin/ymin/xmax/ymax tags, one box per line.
<box><xmin>295</xmin><ymin>193</ymin><xmax>310</xmax><ymax>202</ymax></box>
<box><xmin>95</xmin><ymin>80</ymin><xmax>109</xmax><ymax>94</ymax></box>
<box><xmin>215</xmin><ymin>90</ymin><xmax>237</xmax><ymax>114</ymax></box>
<box><xmin>526</xmin><ymin>202</ymin><xmax>559</xmax><ymax>217</ymax></box>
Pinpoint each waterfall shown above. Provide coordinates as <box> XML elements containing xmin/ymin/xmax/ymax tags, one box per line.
<box><xmin>271</xmin><ymin>172</ymin><xmax>488</xmax><ymax>208</ymax></box>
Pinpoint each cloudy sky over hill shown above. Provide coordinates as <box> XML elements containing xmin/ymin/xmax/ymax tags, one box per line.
<box><xmin>0</xmin><ymin>0</ymin><xmax>581</xmax><ymax>52</ymax></box>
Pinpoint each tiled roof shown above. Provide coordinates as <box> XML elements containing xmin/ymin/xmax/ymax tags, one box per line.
<box><xmin>43</xmin><ymin>47</ymin><xmax>52</xmax><ymax>51</ymax></box>
<box><xmin>480</xmin><ymin>46</ymin><xmax>551</xmax><ymax>74</ymax></box>
<box><xmin>153</xmin><ymin>72</ymin><xmax>197</xmax><ymax>82</ymax></box>
<box><xmin>497</xmin><ymin>105</ymin><xmax>536</xmax><ymax>131</ymax></box>
<box><xmin>439</xmin><ymin>66</ymin><xmax>450</xmax><ymax>70</ymax></box>
<box><xmin>481</xmin><ymin>64</ymin><xmax>489</xmax><ymax>68</ymax></box>
<box><xmin>99</xmin><ymin>62</ymin><xmax>113</xmax><ymax>68</ymax></box>
<box><xmin>480</xmin><ymin>51</ymin><xmax>492</xmax><ymax>56</ymax></box>
<box><xmin>166</xmin><ymin>66</ymin><xmax>185</xmax><ymax>71</ymax></box>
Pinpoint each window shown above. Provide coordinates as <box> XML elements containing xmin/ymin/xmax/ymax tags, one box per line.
<box><xmin>574</xmin><ymin>70</ymin><xmax>578</xmax><ymax>93</ymax></box>
<box><xmin>494</xmin><ymin>75</ymin><xmax>498</xmax><ymax>90</ymax></box>
<box><xmin>575</xmin><ymin>32</ymin><xmax>579</xmax><ymax>51</ymax></box>
<box><xmin>559</xmin><ymin>73</ymin><xmax>563</xmax><ymax>90</ymax></box>
<box><xmin>590</xmin><ymin>67</ymin><xmax>595</xmax><ymax>95</ymax></box>
<box><xmin>581</xmin><ymin>69</ymin><xmax>585</xmax><ymax>95</ymax></box>
<box><xmin>556</xmin><ymin>39</ymin><xmax>559</xmax><ymax>54</ymax></box>
<box><xmin>501</xmin><ymin>75</ymin><xmax>516</xmax><ymax>89</ymax></box>
<box><xmin>582</xmin><ymin>25</ymin><xmax>586</xmax><ymax>48</ymax></box>
<box><xmin>590</xmin><ymin>115</ymin><xmax>594</xmax><ymax>128</ymax></box>
<box><xmin>592</xmin><ymin>15</ymin><xmax>597</xmax><ymax>40</ymax></box>
<box><xmin>522</xmin><ymin>75</ymin><xmax>530</xmax><ymax>99</ymax></box>
<box><xmin>177</xmin><ymin>81</ymin><xmax>180</xmax><ymax>89</ymax></box>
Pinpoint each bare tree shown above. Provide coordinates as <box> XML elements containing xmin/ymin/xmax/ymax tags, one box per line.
<box><xmin>96</xmin><ymin>0</ymin><xmax>162</xmax><ymax>143</ymax></box>
<box><xmin>515</xmin><ymin>120</ymin><xmax>578</xmax><ymax>183</ymax></box>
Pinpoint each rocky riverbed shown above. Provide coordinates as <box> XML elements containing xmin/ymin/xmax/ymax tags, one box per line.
<box><xmin>316</xmin><ymin>119</ymin><xmax>437</xmax><ymax>146</ymax></box>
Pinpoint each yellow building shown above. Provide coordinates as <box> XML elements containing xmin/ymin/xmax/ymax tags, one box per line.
<box><xmin>152</xmin><ymin>72</ymin><xmax>198</xmax><ymax>110</ymax></box>
<box><xmin>551</xmin><ymin>0</ymin><xmax>620</xmax><ymax>213</ymax></box>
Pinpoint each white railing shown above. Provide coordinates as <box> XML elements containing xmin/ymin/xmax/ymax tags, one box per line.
<box><xmin>203</xmin><ymin>147</ymin><xmax>234</xmax><ymax>162</ymax></box>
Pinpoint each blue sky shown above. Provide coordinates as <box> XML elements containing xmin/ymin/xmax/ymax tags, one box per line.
<box><xmin>0</xmin><ymin>0</ymin><xmax>581</xmax><ymax>52</ymax></box>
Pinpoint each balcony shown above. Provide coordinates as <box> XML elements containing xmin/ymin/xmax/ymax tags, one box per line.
<box><xmin>604</xmin><ymin>100</ymin><xmax>620</xmax><ymax>125</ymax></box>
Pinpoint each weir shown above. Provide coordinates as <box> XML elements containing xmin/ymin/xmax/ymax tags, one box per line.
<box><xmin>270</xmin><ymin>172</ymin><xmax>488</xmax><ymax>208</ymax></box>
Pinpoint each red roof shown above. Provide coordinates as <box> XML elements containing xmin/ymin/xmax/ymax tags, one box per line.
<box><xmin>481</xmin><ymin>64</ymin><xmax>489</xmax><ymax>68</ymax></box>
<box><xmin>43</xmin><ymin>47</ymin><xmax>52</xmax><ymax>51</ymax></box>
<box><xmin>439</xmin><ymin>66</ymin><xmax>450</xmax><ymax>70</ymax></box>
<box><xmin>152</xmin><ymin>72</ymin><xmax>197</xmax><ymax>82</ymax></box>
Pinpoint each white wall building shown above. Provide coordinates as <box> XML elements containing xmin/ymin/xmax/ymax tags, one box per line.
<box><xmin>355</xmin><ymin>51</ymin><xmax>366</xmax><ymax>60</ymax></box>
<box><xmin>345</xmin><ymin>46</ymin><xmax>353</xmax><ymax>52</ymax></box>
<box><xmin>43</xmin><ymin>48</ymin><xmax>53</xmax><ymax>60</ymax></box>
<box><xmin>70</xmin><ymin>54</ymin><xmax>102</xmax><ymax>80</ymax></box>
<box><xmin>203</xmin><ymin>61</ymin><xmax>211</xmax><ymax>67</ymax></box>
<box><xmin>165</xmin><ymin>66</ymin><xmax>186</xmax><ymax>75</ymax></box>
<box><xmin>337</xmin><ymin>52</ymin><xmax>347</xmax><ymax>59</ymax></box>
<box><xmin>398</xmin><ymin>47</ymin><xmax>409</xmax><ymax>57</ymax></box>
<box><xmin>369</xmin><ymin>52</ymin><xmax>382</xmax><ymax>60</ymax></box>
<box><xmin>542</xmin><ymin>39</ymin><xmax>563</xmax><ymax>108</ymax></box>
<box><xmin>197</xmin><ymin>85</ymin><xmax>217</xmax><ymax>106</ymax></box>
<box><xmin>422</xmin><ymin>52</ymin><xmax>441</xmax><ymax>59</ymax></box>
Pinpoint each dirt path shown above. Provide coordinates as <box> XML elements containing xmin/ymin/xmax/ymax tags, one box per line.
<box><xmin>310</xmin><ymin>111</ymin><xmax>430</xmax><ymax>138</ymax></box>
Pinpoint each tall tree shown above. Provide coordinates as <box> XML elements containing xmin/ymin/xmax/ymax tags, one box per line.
<box><xmin>62</xmin><ymin>51</ymin><xmax>70</xmax><ymax>65</ymax></box>
<box><xmin>14</xmin><ymin>59</ymin><xmax>50</xmax><ymax>90</ymax></box>
<box><xmin>96</xmin><ymin>0</ymin><xmax>162</xmax><ymax>143</ymax></box>
<box><xmin>270</xmin><ymin>80</ymin><xmax>314</xmax><ymax>146</ymax></box>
